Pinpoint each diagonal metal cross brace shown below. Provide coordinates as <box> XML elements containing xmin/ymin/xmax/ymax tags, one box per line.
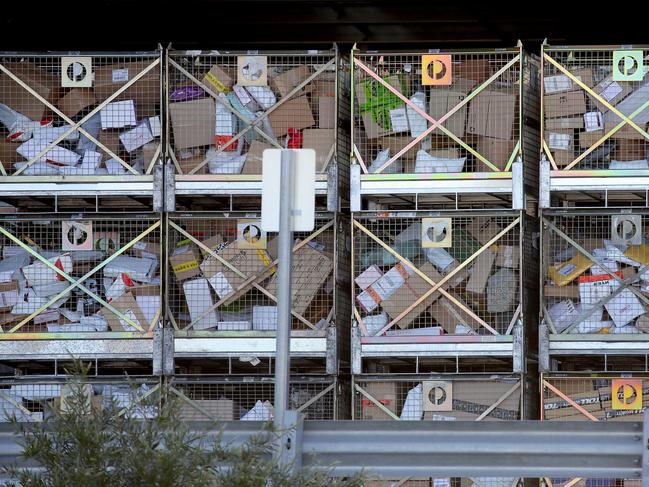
<box><xmin>475</xmin><ymin>381</ymin><xmax>521</xmax><ymax>421</ymax></box>
<box><xmin>169</xmin><ymin>220</ymin><xmax>333</xmax><ymax>330</ymax></box>
<box><xmin>354</xmin><ymin>383</ymin><xmax>400</xmax><ymax>420</ymax></box>
<box><xmin>0</xmin><ymin>59</ymin><xmax>160</xmax><ymax>175</ymax></box>
<box><xmin>116</xmin><ymin>383</ymin><xmax>161</xmax><ymax>418</ymax></box>
<box><xmin>0</xmin><ymin>221</ymin><xmax>160</xmax><ymax>333</ymax></box>
<box><xmin>354</xmin><ymin>55</ymin><xmax>520</xmax><ymax>173</ymax></box>
<box><xmin>543</xmin><ymin>379</ymin><xmax>599</xmax><ymax>421</ymax></box>
<box><xmin>295</xmin><ymin>383</ymin><xmax>335</xmax><ymax>413</ymax></box>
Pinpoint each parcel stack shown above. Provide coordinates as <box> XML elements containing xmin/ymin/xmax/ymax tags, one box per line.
<box><xmin>540</xmin><ymin>46</ymin><xmax>649</xmax><ymax>435</ymax></box>
<box><xmin>164</xmin><ymin>49</ymin><xmax>351</xmax><ymax>420</ymax></box>
<box><xmin>350</xmin><ymin>45</ymin><xmax>540</xmax><ymax>435</ymax></box>
<box><xmin>0</xmin><ymin>52</ymin><xmax>163</xmax><ymax>379</ymax></box>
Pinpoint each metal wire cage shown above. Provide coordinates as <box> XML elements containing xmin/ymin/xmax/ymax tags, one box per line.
<box><xmin>350</xmin><ymin>47</ymin><xmax>539</xmax><ymax>205</ymax></box>
<box><xmin>166</xmin><ymin>212</ymin><xmax>349</xmax><ymax>334</ymax></box>
<box><xmin>0</xmin><ymin>214</ymin><xmax>161</xmax><ymax>336</ymax></box>
<box><xmin>169</xmin><ymin>375</ymin><xmax>339</xmax><ymax>421</ymax></box>
<box><xmin>541</xmin><ymin>209</ymin><xmax>649</xmax><ymax>338</ymax></box>
<box><xmin>0</xmin><ymin>375</ymin><xmax>161</xmax><ymax>422</ymax></box>
<box><xmin>352</xmin><ymin>211</ymin><xmax>537</xmax><ymax>339</ymax></box>
<box><xmin>352</xmin><ymin>375</ymin><xmax>523</xmax><ymax>421</ymax></box>
<box><xmin>166</xmin><ymin>48</ymin><xmax>350</xmax><ymax>208</ymax></box>
<box><xmin>0</xmin><ymin>51</ymin><xmax>162</xmax><ymax>178</ymax></box>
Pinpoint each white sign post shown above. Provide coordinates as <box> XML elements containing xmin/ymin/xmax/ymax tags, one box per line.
<box><xmin>262</xmin><ymin>149</ymin><xmax>315</xmax><ymax>470</ymax></box>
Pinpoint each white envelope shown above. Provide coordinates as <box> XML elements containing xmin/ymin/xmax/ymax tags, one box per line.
<box><xmin>17</xmin><ymin>138</ymin><xmax>81</xmax><ymax>166</ymax></box>
<box><xmin>182</xmin><ymin>278</ymin><xmax>219</xmax><ymax>330</ymax></box>
<box><xmin>32</xmin><ymin>125</ymin><xmax>79</xmax><ymax>143</ymax></box>
<box><xmin>21</xmin><ymin>253</ymin><xmax>73</xmax><ymax>286</ymax></box>
<box><xmin>100</xmin><ymin>100</ymin><xmax>137</xmax><ymax>129</ymax></box>
<box><xmin>104</xmin><ymin>256</ymin><xmax>157</xmax><ymax>282</ymax></box>
<box><xmin>119</xmin><ymin>122</ymin><xmax>154</xmax><ymax>153</ymax></box>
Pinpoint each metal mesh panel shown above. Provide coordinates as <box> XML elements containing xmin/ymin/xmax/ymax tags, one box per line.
<box><xmin>0</xmin><ymin>52</ymin><xmax>162</xmax><ymax>176</ymax></box>
<box><xmin>352</xmin><ymin>49</ymin><xmax>522</xmax><ymax>176</ymax></box>
<box><xmin>167</xmin><ymin>213</ymin><xmax>336</xmax><ymax>332</ymax></box>
<box><xmin>364</xmin><ymin>480</ymin><xmax>524</xmax><ymax>487</ymax></box>
<box><xmin>171</xmin><ymin>377</ymin><xmax>336</xmax><ymax>420</ymax></box>
<box><xmin>352</xmin><ymin>213</ymin><xmax>522</xmax><ymax>337</ymax></box>
<box><xmin>542</xmin><ymin>46</ymin><xmax>649</xmax><ymax>171</ymax></box>
<box><xmin>166</xmin><ymin>49</ymin><xmax>339</xmax><ymax>177</ymax></box>
<box><xmin>541</xmin><ymin>211</ymin><xmax>649</xmax><ymax>336</ymax></box>
<box><xmin>522</xmin><ymin>52</ymin><xmax>541</xmax><ymax>192</ymax></box>
<box><xmin>336</xmin><ymin>53</ymin><xmax>352</xmax><ymax>205</ymax></box>
<box><xmin>542</xmin><ymin>375</ymin><xmax>649</xmax><ymax>422</ymax></box>
<box><xmin>0</xmin><ymin>215</ymin><xmax>161</xmax><ymax>334</ymax></box>
<box><xmin>0</xmin><ymin>376</ymin><xmax>161</xmax><ymax>422</ymax></box>
<box><xmin>353</xmin><ymin>377</ymin><xmax>522</xmax><ymax>421</ymax></box>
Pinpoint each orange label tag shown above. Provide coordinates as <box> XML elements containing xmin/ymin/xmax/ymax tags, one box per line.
<box><xmin>612</xmin><ymin>379</ymin><xmax>643</xmax><ymax>410</ymax></box>
<box><xmin>422</xmin><ymin>55</ymin><xmax>452</xmax><ymax>86</ymax></box>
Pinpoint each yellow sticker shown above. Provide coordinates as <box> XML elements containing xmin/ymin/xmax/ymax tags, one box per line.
<box><xmin>612</xmin><ymin>379</ymin><xmax>642</xmax><ymax>410</ymax></box>
<box><xmin>173</xmin><ymin>259</ymin><xmax>199</xmax><ymax>273</ymax></box>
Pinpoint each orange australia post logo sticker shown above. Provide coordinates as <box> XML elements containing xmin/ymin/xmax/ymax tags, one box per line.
<box><xmin>612</xmin><ymin>379</ymin><xmax>643</xmax><ymax>410</ymax></box>
<box><xmin>422</xmin><ymin>55</ymin><xmax>452</xmax><ymax>86</ymax></box>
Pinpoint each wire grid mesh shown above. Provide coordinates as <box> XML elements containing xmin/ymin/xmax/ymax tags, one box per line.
<box><xmin>542</xmin><ymin>47</ymin><xmax>649</xmax><ymax>171</ymax></box>
<box><xmin>353</xmin><ymin>214</ymin><xmax>521</xmax><ymax>337</ymax></box>
<box><xmin>0</xmin><ymin>376</ymin><xmax>161</xmax><ymax>422</ymax></box>
<box><xmin>0</xmin><ymin>52</ymin><xmax>162</xmax><ymax>176</ymax></box>
<box><xmin>167</xmin><ymin>214</ymin><xmax>336</xmax><ymax>332</ymax></box>
<box><xmin>0</xmin><ymin>215</ymin><xmax>161</xmax><ymax>334</ymax></box>
<box><xmin>522</xmin><ymin>52</ymin><xmax>541</xmax><ymax>191</ymax></box>
<box><xmin>171</xmin><ymin>377</ymin><xmax>336</xmax><ymax>420</ymax></box>
<box><xmin>336</xmin><ymin>54</ymin><xmax>352</xmax><ymax>201</ymax></box>
<box><xmin>167</xmin><ymin>50</ymin><xmax>339</xmax><ymax>177</ymax></box>
<box><xmin>542</xmin><ymin>375</ymin><xmax>649</xmax><ymax>422</ymax></box>
<box><xmin>544</xmin><ymin>480</ymin><xmax>634</xmax><ymax>487</ymax></box>
<box><xmin>352</xmin><ymin>49</ymin><xmax>522</xmax><ymax>176</ymax></box>
<box><xmin>542</xmin><ymin>211</ymin><xmax>649</xmax><ymax>336</ymax></box>
<box><xmin>353</xmin><ymin>377</ymin><xmax>522</xmax><ymax>421</ymax></box>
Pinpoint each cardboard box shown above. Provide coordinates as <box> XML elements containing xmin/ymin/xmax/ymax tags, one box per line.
<box><xmin>101</xmin><ymin>292</ymin><xmax>148</xmax><ymax>331</ymax></box>
<box><xmin>169</xmin><ymin>98</ymin><xmax>216</xmax><ymax>150</ymax></box>
<box><xmin>467</xmin><ymin>90</ymin><xmax>516</xmax><ymax>140</ymax></box>
<box><xmin>613</xmin><ymin>138</ymin><xmax>647</xmax><ymax>161</ymax></box>
<box><xmin>241</xmin><ymin>140</ymin><xmax>273</xmax><ymax>175</ymax></box>
<box><xmin>360</xmin><ymin>382</ymin><xmax>397</xmax><ymax>420</ymax></box>
<box><xmin>551</xmin><ymin>149</ymin><xmax>576</xmax><ymax>167</ymax></box>
<box><xmin>545</xmin><ymin>117</ymin><xmax>584</xmax><ymax>131</ymax></box>
<box><xmin>270</xmin><ymin>65</ymin><xmax>311</xmax><ymax>97</ymax></box>
<box><xmin>57</xmin><ymin>88</ymin><xmax>96</xmax><ymax>118</ymax></box>
<box><xmin>549</xmin><ymin>253</ymin><xmax>593</xmax><ymax>286</ymax></box>
<box><xmin>203</xmin><ymin>65</ymin><xmax>234</xmax><ymax>94</ymax></box>
<box><xmin>544</xmin><ymin>91</ymin><xmax>587</xmax><ymax>118</ymax></box>
<box><xmin>301</xmin><ymin>128</ymin><xmax>334</xmax><ymax>171</ymax></box>
<box><xmin>430</xmin><ymin>296</ymin><xmax>482</xmax><ymax>333</ymax></box>
<box><xmin>466</xmin><ymin>249</ymin><xmax>496</xmax><ymax>294</ymax></box>
<box><xmin>544</xmin><ymin>284</ymin><xmax>580</xmax><ymax>299</ymax></box>
<box><xmin>356</xmin><ymin>75</ymin><xmax>406</xmax><ymax>139</ymax></box>
<box><xmin>474</xmin><ymin>136</ymin><xmax>516</xmax><ymax>171</ymax></box>
<box><xmin>0</xmin><ymin>62</ymin><xmax>61</xmax><ymax>121</ymax></box>
<box><xmin>179</xmin><ymin>399</ymin><xmax>236</xmax><ymax>421</ymax></box>
<box><xmin>381</xmin><ymin>262</ymin><xmax>444</xmax><ymax>328</ymax></box>
<box><xmin>268</xmin><ymin>95</ymin><xmax>315</xmax><ymax>137</ymax></box>
<box><xmin>429</xmin><ymin>79</ymin><xmax>476</xmax><ymax>138</ymax></box>
<box><xmin>169</xmin><ymin>245</ymin><xmax>201</xmax><ymax>282</ymax></box>
<box><xmin>93</xmin><ymin>61</ymin><xmax>160</xmax><ymax>118</ymax></box>
<box><xmin>98</xmin><ymin>130</ymin><xmax>123</xmax><ymax>161</ymax></box>
<box><xmin>318</xmin><ymin>96</ymin><xmax>335</xmax><ymax>129</ymax></box>
<box><xmin>176</xmin><ymin>152</ymin><xmax>208</xmax><ymax>175</ymax></box>
<box><xmin>0</xmin><ymin>281</ymin><xmax>18</xmax><ymax>309</ymax></box>
<box><xmin>266</xmin><ymin>241</ymin><xmax>333</xmax><ymax>315</ymax></box>
<box><xmin>380</xmin><ymin>136</ymin><xmax>425</xmax><ymax>163</ymax></box>
<box><xmin>182</xmin><ymin>278</ymin><xmax>218</xmax><ymax>330</ymax></box>
<box><xmin>455</xmin><ymin>59</ymin><xmax>491</xmax><ymax>83</ymax></box>
<box><xmin>495</xmin><ymin>245</ymin><xmax>520</xmax><ymax>269</ymax></box>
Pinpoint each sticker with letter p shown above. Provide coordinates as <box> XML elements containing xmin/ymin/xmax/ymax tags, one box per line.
<box><xmin>422</xmin><ymin>55</ymin><xmax>452</xmax><ymax>86</ymax></box>
<box><xmin>612</xmin><ymin>378</ymin><xmax>643</xmax><ymax>410</ymax></box>
<box><xmin>613</xmin><ymin>50</ymin><xmax>645</xmax><ymax>82</ymax></box>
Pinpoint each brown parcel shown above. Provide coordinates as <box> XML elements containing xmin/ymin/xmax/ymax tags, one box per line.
<box><xmin>359</xmin><ymin>382</ymin><xmax>397</xmax><ymax>420</ymax></box>
<box><xmin>100</xmin><ymin>292</ymin><xmax>149</xmax><ymax>332</ymax></box>
<box><xmin>429</xmin><ymin>296</ymin><xmax>482</xmax><ymax>334</ymax></box>
<box><xmin>0</xmin><ymin>138</ymin><xmax>17</xmax><ymax>169</ymax></box>
<box><xmin>318</xmin><ymin>96</ymin><xmax>335</xmax><ymax>129</ymax></box>
<box><xmin>0</xmin><ymin>62</ymin><xmax>61</xmax><ymax>121</ymax></box>
<box><xmin>544</xmin><ymin>90</ymin><xmax>587</xmax><ymax>118</ymax></box>
<box><xmin>98</xmin><ymin>130</ymin><xmax>123</xmax><ymax>162</ymax></box>
<box><xmin>270</xmin><ymin>65</ymin><xmax>311</xmax><ymax>97</ymax></box>
<box><xmin>200</xmin><ymin>241</ymin><xmax>272</xmax><ymax>304</ymax></box>
<box><xmin>466</xmin><ymin>89</ymin><xmax>516</xmax><ymax>140</ymax></box>
<box><xmin>57</xmin><ymin>88</ymin><xmax>97</xmax><ymax>118</ymax></box>
<box><xmin>301</xmin><ymin>128</ymin><xmax>334</xmax><ymax>171</ymax></box>
<box><xmin>179</xmin><ymin>399</ymin><xmax>236</xmax><ymax>421</ymax></box>
<box><xmin>429</xmin><ymin>79</ymin><xmax>477</xmax><ymax>138</ymax></box>
<box><xmin>242</xmin><ymin>140</ymin><xmax>274</xmax><ymax>175</ymax></box>
<box><xmin>142</xmin><ymin>142</ymin><xmax>160</xmax><ymax>167</ymax></box>
<box><xmin>552</xmin><ymin>149</ymin><xmax>576</xmax><ymax>166</ymax></box>
<box><xmin>380</xmin><ymin>136</ymin><xmax>425</xmax><ymax>163</ymax></box>
<box><xmin>169</xmin><ymin>245</ymin><xmax>201</xmax><ymax>282</ymax></box>
<box><xmin>455</xmin><ymin>59</ymin><xmax>491</xmax><ymax>83</ymax></box>
<box><xmin>176</xmin><ymin>153</ymin><xmax>208</xmax><ymax>175</ymax></box>
<box><xmin>266</xmin><ymin>241</ymin><xmax>333</xmax><ymax>316</ymax></box>
<box><xmin>355</xmin><ymin>75</ymin><xmax>405</xmax><ymax>139</ymax></box>
<box><xmin>202</xmin><ymin>65</ymin><xmax>234</xmax><ymax>93</ymax></box>
<box><xmin>169</xmin><ymin>98</ymin><xmax>216</xmax><ymax>150</ymax></box>
<box><xmin>268</xmin><ymin>95</ymin><xmax>315</xmax><ymax>137</ymax></box>
<box><xmin>465</xmin><ymin>249</ymin><xmax>496</xmax><ymax>295</ymax></box>
<box><xmin>474</xmin><ymin>136</ymin><xmax>516</xmax><ymax>171</ymax></box>
<box><xmin>613</xmin><ymin>138</ymin><xmax>647</xmax><ymax>161</ymax></box>
<box><xmin>93</xmin><ymin>61</ymin><xmax>160</xmax><ymax>118</ymax></box>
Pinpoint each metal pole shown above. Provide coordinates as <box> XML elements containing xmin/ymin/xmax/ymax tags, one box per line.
<box><xmin>274</xmin><ymin>149</ymin><xmax>293</xmax><ymax>432</ymax></box>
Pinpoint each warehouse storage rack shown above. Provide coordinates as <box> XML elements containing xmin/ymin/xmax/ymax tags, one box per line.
<box><xmin>350</xmin><ymin>209</ymin><xmax>538</xmax><ymax>376</ymax></box>
<box><xmin>165</xmin><ymin>211</ymin><xmax>350</xmax><ymax>375</ymax></box>
<box><xmin>166</xmin><ymin>47</ymin><xmax>350</xmax><ymax>212</ymax></box>
<box><xmin>350</xmin><ymin>45</ymin><xmax>540</xmax><ymax>211</ymax></box>
<box><xmin>540</xmin><ymin>44</ymin><xmax>649</xmax><ymax>207</ymax></box>
<box><xmin>539</xmin><ymin>208</ymin><xmax>649</xmax><ymax>373</ymax></box>
<box><xmin>0</xmin><ymin>51</ymin><xmax>163</xmax><ymax>198</ymax></box>
<box><xmin>0</xmin><ymin>213</ymin><xmax>161</xmax><ymax>364</ymax></box>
